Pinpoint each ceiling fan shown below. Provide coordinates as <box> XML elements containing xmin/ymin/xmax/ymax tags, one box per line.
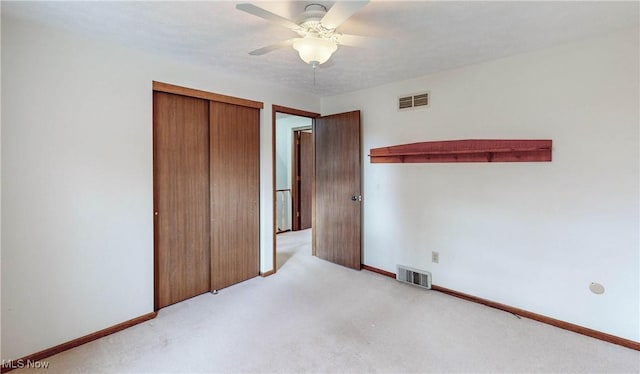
<box><xmin>236</xmin><ymin>1</ymin><xmax>379</xmax><ymax>68</ymax></box>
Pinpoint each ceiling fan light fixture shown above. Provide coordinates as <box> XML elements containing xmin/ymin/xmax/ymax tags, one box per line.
<box><xmin>293</xmin><ymin>36</ymin><xmax>338</xmax><ymax>66</ymax></box>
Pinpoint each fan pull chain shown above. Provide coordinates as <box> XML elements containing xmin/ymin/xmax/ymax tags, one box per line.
<box><xmin>310</xmin><ymin>61</ymin><xmax>319</xmax><ymax>86</ymax></box>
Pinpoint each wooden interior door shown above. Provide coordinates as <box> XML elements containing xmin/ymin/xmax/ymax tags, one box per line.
<box><xmin>293</xmin><ymin>130</ymin><xmax>313</xmax><ymax>231</ymax></box>
<box><xmin>210</xmin><ymin>101</ymin><xmax>260</xmax><ymax>290</ymax></box>
<box><xmin>314</xmin><ymin>111</ymin><xmax>361</xmax><ymax>269</ymax></box>
<box><xmin>299</xmin><ymin>131</ymin><xmax>313</xmax><ymax>230</ymax></box>
<box><xmin>154</xmin><ymin>92</ymin><xmax>211</xmax><ymax>309</ymax></box>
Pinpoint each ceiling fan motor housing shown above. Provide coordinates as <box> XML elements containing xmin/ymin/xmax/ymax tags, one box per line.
<box><xmin>298</xmin><ymin>4</ymin><xmax>328</xmax><ymax>24</ymax></box>
<box><xmin>297</xmin><ymin>3</ymin><xmax>335</xmax><ymax>38</ymax></box>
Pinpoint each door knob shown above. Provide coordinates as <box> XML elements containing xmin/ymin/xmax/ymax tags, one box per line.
<box><xmin>351</xmin><ymin>195</ymin><xmax>362</xmax><ymax>201</ymax></box>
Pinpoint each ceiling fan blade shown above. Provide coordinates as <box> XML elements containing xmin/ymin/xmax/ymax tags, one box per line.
<box><xmin>321</xmin><ymin>1</ymin><xmax>369</xmax><ymax>30</ymax></box>
<box><xmin>249</xmin><ymin>39</ymin><xmax>299</xmax><ymax>56</ymax></box>
<box><xmin>236</xmin><ymin>3</ymin><xmax>300</xmax><ymax>30</ymax></box>
<box><xmin>337</xmin><ymin>34</ymin><xmax>391</xmax><ymax>49</ymax></box>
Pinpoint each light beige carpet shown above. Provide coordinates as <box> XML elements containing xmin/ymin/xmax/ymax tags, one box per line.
<box><xmin>16</xmin><ymin>229</ymin><xmax>640</xmax><ymax>373</ymax></box>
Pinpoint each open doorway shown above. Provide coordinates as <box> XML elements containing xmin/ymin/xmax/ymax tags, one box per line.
<box><xmin>275</xmin><ymin>116</ymin><xmax>312</xmax><ymax>233</ymax></box>
<box><xmin>272</xmin><ymin>105</ymin><xmax>319</xmax><ymax>273</ymax></box>
<box><xmin>271</xmin><ymin>106</ymin><xmax>363</xmax><ymax>273</ymax></box>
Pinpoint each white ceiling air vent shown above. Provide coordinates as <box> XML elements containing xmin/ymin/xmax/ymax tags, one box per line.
<box><xmin>398</xmin><ymin>91</ymin><xmax>430</xmax><ymax>111</ymax></box>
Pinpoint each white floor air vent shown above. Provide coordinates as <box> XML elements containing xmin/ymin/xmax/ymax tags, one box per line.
<box><xmin>396</xmin><ymin>265</ymin><xmax>432</xmax><ymax>289</ymax></box>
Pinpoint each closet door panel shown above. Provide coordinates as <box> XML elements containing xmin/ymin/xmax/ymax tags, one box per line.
<box><xmin>210</xmin><ymin>102</ymin><xmax>260</xmax><ymax>290</ymax></box>
<box><xmin>154</xmin><ymin>92</ymin><xmax>211</xmax><ymax>309</ymax></box>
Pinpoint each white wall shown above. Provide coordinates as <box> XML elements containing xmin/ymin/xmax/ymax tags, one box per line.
<box><xmin>1</xmin><ymin>16</ymin><xmax>320</xmax><ymax>360</ymax></box>
<box><xmin>322</xmin><ymin>28</ymin><xmax>639</xmax><ymax>342</ymax></box>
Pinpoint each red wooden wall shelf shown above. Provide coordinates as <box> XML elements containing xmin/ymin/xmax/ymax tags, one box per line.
<box><xmin>369</xmin><ymin>139</ymin><xmax>552</xmax><ymax>163</ymax></box>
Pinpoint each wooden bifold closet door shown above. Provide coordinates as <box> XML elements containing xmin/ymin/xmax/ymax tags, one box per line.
<box><xmin>154</xmin><ymin>86</ymin><xmax>260</xmax><ymax>310</ymax></box>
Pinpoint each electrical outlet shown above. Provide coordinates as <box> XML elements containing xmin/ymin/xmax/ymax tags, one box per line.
<box><xmin>432</xmin><ymin>251</ymin><xmax>439</xmax><ymax>263</ymax></box>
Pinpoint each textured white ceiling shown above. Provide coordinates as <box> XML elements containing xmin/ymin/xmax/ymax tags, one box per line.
<box><xmin>3</xmin><ymin>1</ymin><xmax>638</xmax><ymax>97</ymax></box>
